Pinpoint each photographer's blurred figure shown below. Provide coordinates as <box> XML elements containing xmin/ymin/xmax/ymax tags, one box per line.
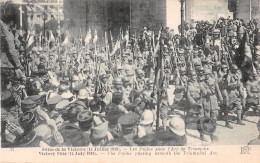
<box><xmin>1</xmin><ymin>2</ymin><xmax>26</xmax><ymax>91</ymax></box>
<box><xmin>248</xmin><ymin>119</ymin><xmax>260</xmax><ymax>145</ymax></box>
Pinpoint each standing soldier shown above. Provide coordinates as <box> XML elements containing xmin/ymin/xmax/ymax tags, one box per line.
<box><xmin>186</xmin><ymin>70</ymin><xmax>203</xmax><ymax>119</ymax></box>
<box><xmin>201</xmin><ymin>69</ymin><xmax>223</xmax><ymax>121</ymax></box>
<box><xmin>243</xmin><ymin>70</ymin><xmax>260</xmax><ymax>118</ymax></box>
<box><xmin>224</xmin><ymin>65</ymin><xmax>245</xmax><ymax>126</ymax></box>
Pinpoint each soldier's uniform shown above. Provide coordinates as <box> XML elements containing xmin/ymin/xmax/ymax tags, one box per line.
<box><xmin>244</xmin><ymin>74</ymin><xmax>260</xmax><ymax>117</ymax></box>
<box><xmin>173</xmin><ymin>68</ymin><xmax>188</xmax><ymax>110</ymax></box>
<box><xmin>201</xmin><ymin>69</ymin><xmax>223</xmax><ymax>120</ymax></box>
<box><xmin>224</xmin><ymin>65</ymin><xmax>245</xmax><ymax>125</ymax></box>
<box><xmin>186</xmin><ymin>70</ymin><xmax>203</xmax><ymax>119</ymax></box>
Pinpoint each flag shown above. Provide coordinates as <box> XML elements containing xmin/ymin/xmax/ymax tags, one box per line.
<box><xmin>93</xmin><ymin>29</ymin><xmax>98</xmax><ymax>43</ymax></box>
<box><xmin>26</xmin><ymin>34</ymin><xmax>35</xmax><ymax>53</ymax></box>
<box><xmin>124</xmin><ymin>30</ymin><xmax>129</xmax><ymax>45</ymax></box>
<box><xmin>49</xmin><ymin>31</ymin><xmax>55</xmax><ymax>42</ymax></box>
<box><xmin>235</xmin><ymin>32</ymin><xmax>252</xmax><ymax>68</ymax></box>
<box><xmin>111</xmin><ymin>40</ymin><xmax>120</xmax><ymax>56</ymax></box>
<box><xmin>110</xmin><ymin>30</ymin><xmax>114</xmax><ymax>51</ymax></box>
<box><xmin>85</xmin><ymin>28</ymin><xmax>92</xmax><ymax>44</ymax></box>
<box><xmin>62</xmin><ymin>31</ymin><xmax>69</xmax><ymax>45</ymax></box>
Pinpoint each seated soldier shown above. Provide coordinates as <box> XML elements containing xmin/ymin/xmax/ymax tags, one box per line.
<box><xmin>133</xmin><ymin>109</ymin><xmax>155</xmax><ymax>146</ymax></box>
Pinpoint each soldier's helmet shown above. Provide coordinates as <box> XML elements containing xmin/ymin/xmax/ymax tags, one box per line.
<box><xmin>168</xmin><ymin>115</ymin><xmax>185</xmax><ymax>136</ymax></box>
<box><xmin>113</xmin><ymin>77</ymin><xmax>123</xmax><ymax>85</ymax></box>
<box><xmin>221</xmin><ymin>63</ymin><xmax>228</xmax><ymax>69</ymax></box>
<box><xmin>139</xmin><ymin>109</ymin><xmax>154</xmax><ymax>125</ymax></box>
<box><xmin>232</xmin><ymin>64</ymin><xmax>239</xmax><ymax>71</ymax></box>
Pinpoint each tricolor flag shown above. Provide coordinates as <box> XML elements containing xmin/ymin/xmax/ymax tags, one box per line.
<box><xmin>93</xmin><ymin>29</ymin><xmax>98</xmax><ymax>43</ymax></box>
<box><xmin>124</xmin><ymin>30</ymin><xmax>129</xmax><ymax>45</ymax></box>
<box><xmin>26</xmin><ymin>34</ymin><xmax>35</xmax><ymax>53</ymax></box>
<box><xmin>85</xmin><ymin>28</ymin><xmax>92</xmax><ymax>44</ymax></box>
<box><xmin>49</xmin><ymin>30</ymin><xmax>55</xmax><ymax>42</ymax></box>
<box><xmin>110</xmin><ymin>39</ymin><xmax>120</xmax><ymax>56</ymax></box>
<box><xmin>62</xmin><ymin>31</ymin><xmax>69</xmax><ymax>46</ymax></box>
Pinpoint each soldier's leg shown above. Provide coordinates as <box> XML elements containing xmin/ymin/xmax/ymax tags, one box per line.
<box><xmin>236</xmin><ymin>102</ymin><xmax>245</xmax><ymax>125</ymax></box>
<box><xmin>160</xmin><ymin>105</ymin><xmax>168</xmax><ymax>131</ymax></box>
<box><xmin>241</xmin><ymin>103</ymin><xmax>251</xmax><ymax>120</ymax></box>
<box><xmin>224</xmin><ymin>105</ymin><xmax>233</xmax><ymax>129</ymax></box>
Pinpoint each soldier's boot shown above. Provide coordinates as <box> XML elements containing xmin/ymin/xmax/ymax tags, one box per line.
<box><xmin>224</xmin><ymin>111</ymin><xmax>233</xmax><ymax>129</ymax></box>
<box><xmin>200</xmin><ymin>133</ymin><xmax>207</xmax><ymax>142</ymax></box>
<box><xmin>237</xmin><ymin>111</ymin><xmax>245</xmax><ymax>125</ymax></box>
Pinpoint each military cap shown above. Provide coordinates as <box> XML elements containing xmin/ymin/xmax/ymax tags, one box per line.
<box><xmin>213</xmin><ymin>29</ymin><xmax>220</xmax><ymax>35</ymax></box>
<box><xmin>113</xmin><ymin>77</ymin><xmax>123</xmax><ymax>85</ymax></box>
<box><xmin>85</xmin><ymin>55</ymin><xmax>91</xmax><ymax>60</ymax></box>
<box><xmin>194</xmin><ymin>61</ymin><xmax>201</xmax><ymax>66</ymax></box>
<box><xmin>60</xmin><ymin>79</ymin><xmax>69</xmax><ymax>85</ymax></box>
<box><xmin>46</xmin><ymin>95</ymin><xmax>62</xmax><ymax>105</ymax></box>
<box><xmin>221</xmin><ymin>62</ymin><xmax>228</xmax><ymax>68</ymax></box>
<box><xmin>197</xmin><ymin>117</ymin><xmax>216</xmax><ymax>135</ymax></box>
<box><xmin>146</xmin><ymin>79</ymin><xmax>154</xmax><ymax>85</ymax></box>
<box><xmin>21</xmin><ymin>99</ymin><xmax>37</xmax><ymax>112</ymax></box>
<box><xmin>77</xmin><ymin>110</ymin><xmax>93</xmax><ymax>131</ymax></box>
<box><xmin>193</xmin><ymin>48</ymin><xmax>199</xmax><ymax>54</ymax></box>
<box><xmin>118</xmin><ymin>111</ymin><xmax>139</xmax><ymax>134</ymax></box>
<box><xmin>232</xmin><ymin>64</ymin><xmax>239</xmax><ymax>70</ymax></box>
<box><xmin>60</xmin><ymin>56</ymin><xmax>66</xmax><ymax>61</ymax></box>
<box><xmin>19</xmin><ymin>111</ymin><xmax>36</xmax><ymax>131</ymax></box>
<box><xmin>136</xmin><ymin>69</ymin><xmax>145</xmax><ymax>75</ymax></box>
<box><xmin>180</xmin><ymin>67</ymin><xmax>186</xmax><ymax>74</ymax></box>
<box><xmin>178</xmin><ymin>48</ymin><xmax>184</xmax><ymax>54</ymax></box>
<box><xmin>100</xmin><ymin>74</ymin><xmax>110</xmax><ymax>80</ymax></box>
<box><xmin>122</xmin><ymin>77</ymin><xmax>131</xmax><ymax>83</ymax></box>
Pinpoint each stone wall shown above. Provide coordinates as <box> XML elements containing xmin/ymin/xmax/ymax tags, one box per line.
<box><xmin>235</xmin><ymin>0</ymin><xmax>260</xmax><ymax>24</ymax></box>
<box><xmin>63</xmin><ymin>0</ymin><xmax>166</xmax><ymax>39</ymax></box>
<box><xmin>185</xmin><ymin>0</ymin><xmax>233</xmax><ymax>22</ymax></box>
